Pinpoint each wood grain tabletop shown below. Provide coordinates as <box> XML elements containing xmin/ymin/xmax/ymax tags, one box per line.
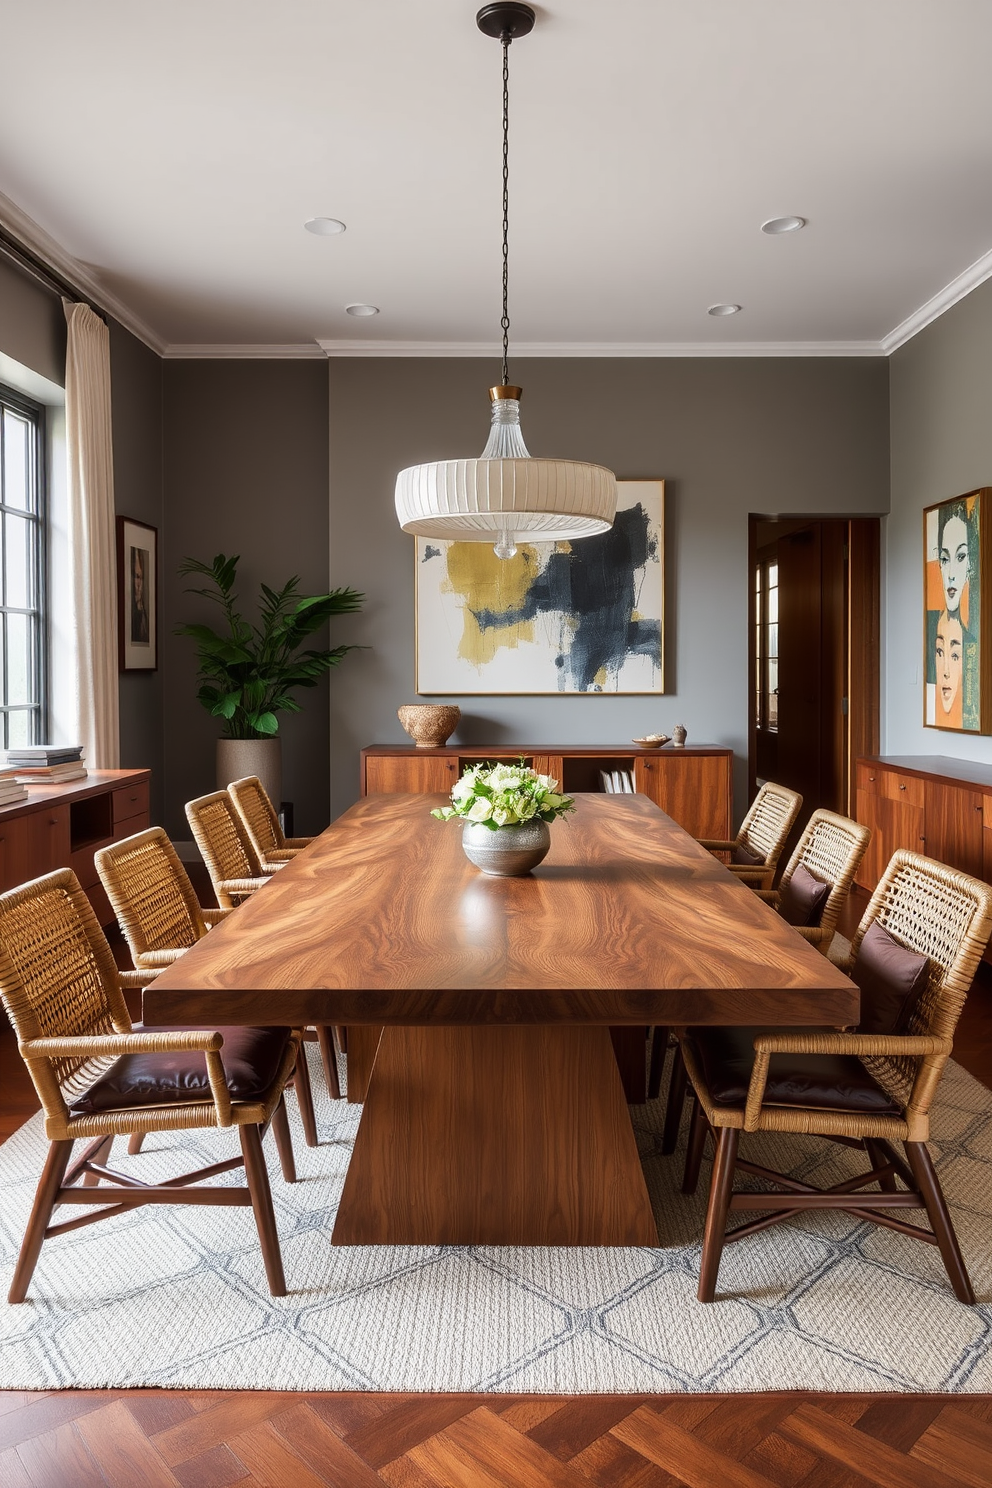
<box><xmin>144</xmin><ymin>793</ymin><xmax>860</xmax><ymax>1029</ymax></box>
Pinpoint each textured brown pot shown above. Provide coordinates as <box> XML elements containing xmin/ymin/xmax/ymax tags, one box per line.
<box><xmin>398</xmin><ymin>704</ymin><xmax>461</xmax><ymax>748</ymax></box>
<box><xmin>217</xmin><ymin>737</ymin><xmax>282</xmax><ymax>807</ymax></box>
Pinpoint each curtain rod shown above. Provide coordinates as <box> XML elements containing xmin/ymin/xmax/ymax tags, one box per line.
<box><xmin>0</xmin><ymin>225</ymin><xmax>106</xmax><ymax>323</ymax></box>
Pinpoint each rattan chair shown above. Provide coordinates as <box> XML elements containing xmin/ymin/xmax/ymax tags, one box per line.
<box><xmin>228</xmin><ymin>775</ymin><xmax>313</xmax><ymax>869</ymax></box>
<box><xmin>678</xmin><ymin>850</ymin><xmax>992</xmax><ymax>1303</ymax></box>
<box><xmin>698</xmin><ymin>781</ymin><xmax>803</xmax><ymax>891</ymax></box>
<box><xmin>185</xmin><ymin>789</ymin><xmax>274</xmax><ymax>909</ymax></box>
<box><xmin>0</xmin><ymin>869</ymin><xmax>301</xmax><ymax>1301</ymax></box>
<box><xmin>185</xmin><ymin>792</ymin><xmax>342</xmax><ymax>1100</ymax></box>
<box><xmin>94</xmin><ymin>826</ymin><xmax>319</xmax><ymax>1144</ymax></box>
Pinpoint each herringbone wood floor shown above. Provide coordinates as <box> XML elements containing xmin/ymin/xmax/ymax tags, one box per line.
<box><xmin>4</xmin><ymin>895</ymin><xmax>992</xmax><ymax>1485</ymax></box>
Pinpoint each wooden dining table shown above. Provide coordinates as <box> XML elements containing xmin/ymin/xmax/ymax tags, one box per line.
<box><xmin>143</xmin><ymin>792</ymin><xmax>860</xmax><ymax>1248</ymax></box>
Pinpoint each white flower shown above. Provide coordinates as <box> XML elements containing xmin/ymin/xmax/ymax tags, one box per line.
<box><xmin>492</xmin><ymin>805</ymin><xmax>518</xmax><ymax>826</ymax></box>
<box><xmin>544</xmin><ymin>793</ymin><xmax>563</xmax><ymax>810</ymax></box>
<box><xmin>451</xmin><ymin>776</ymin><xmax>475</xmax><ymax>801</ymax></box>
<box><xmin>467</xmin><ymin>797</ymin><xmax>493</xmax><ymax>822</ymax></box>
<box><xmin>516</xmin><ymin>797</ymin><xmax>537</xmax><ymax>820</ymax></box>
<box><xmin>536</xmin><ymin>773</ymin><xmax>558</xmax><ymax>792</ymax></box>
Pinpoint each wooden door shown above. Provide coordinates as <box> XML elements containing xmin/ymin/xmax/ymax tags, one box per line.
<box><xmin>634</xmin><ymin>755</ymin><xmax>730</xmax><ymax>838</ymax></box>
<box><xmin>365</xmin><ymin>755</ymin><xmax>458</xmax><ymax>794</ymax></box>
<box><xmin>0</xmin><ymin>815</ymin><xmax>29</xmax><ymax>892</ymax></box>
<box><xmin>25</xmin><ymin>806</ymin><xmax>71</xmax><ymax>877</ymax></box>
<box><xmin>924</xmin><ymin>780</ymin><xmax>985</xmax><ymax>878</ymax></box>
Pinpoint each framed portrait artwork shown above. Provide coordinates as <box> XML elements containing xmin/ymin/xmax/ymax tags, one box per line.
<box><xmin>415</xmin><ymin>479</ymin><xmax>664</xmax><ymax>694</ymax></box>
<box><xmin>117</xmin><ymin>517</ymin><xmax>157</xmax><ymax>671</ymax></box>
<box><xmin>923</xmin><ymin>488</ymin><xmax>992</xmax><ymax>733</ymax></box>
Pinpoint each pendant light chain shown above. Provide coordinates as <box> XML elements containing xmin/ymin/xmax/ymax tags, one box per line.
<box><xmin>500</xmin><ymin>31</ymin><xmax>511</xmax><ymax>388</ymax></box>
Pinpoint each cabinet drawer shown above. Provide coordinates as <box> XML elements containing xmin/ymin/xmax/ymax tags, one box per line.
<box><xmin>856</xmin><ymin>763</ymin><xmax>880</xmax><ymax>795</ymax></box>
<box><xmin>881</xmin><ymin>771</ymin><xmax>924</xmax><ymax>808</ymax></box>
<box><xmin>113</xmin><ymin>780</ymin><xmax>149</xmax><ymax>825</ymax></box>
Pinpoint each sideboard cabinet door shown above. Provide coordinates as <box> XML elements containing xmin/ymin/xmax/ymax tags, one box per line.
<box><xmin>634</xmin><ymin>755</ymin><xmax>730</xmax><ymax>839</ymax></box>
<box><xmin>366</xmin><ymin>755</ymin><xmax>458</xmax><ymax>794</ymax></box>
<box><xmin>924</xmin><ymin>780</ymin><xmax>985</xmax><ymax>880</ymax></box>
<box><xmin>0</xmin><ymin>816</ymin><xmax>30</xmax><ymax>892</ymax></box>
<box><xmin>26</xmin><ymin>806</ymin><xmax>71</xmax><ymax>877</ymax></box>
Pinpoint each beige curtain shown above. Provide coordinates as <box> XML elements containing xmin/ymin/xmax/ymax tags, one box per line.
<box><xmin>62</xmin><ymin>301</ymin><xmax>120</xmax><ymax>767</ymax></box>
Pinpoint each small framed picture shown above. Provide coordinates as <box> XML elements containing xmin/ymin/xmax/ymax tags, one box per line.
<box><xmin>923</xmin><ymin>488</ymin><xmax>992</xmax><ymax>733</ymax></box>
<box><xmin>117</xmin><ymin>517</ymin><xmax>157</xmax><ymax>671</ymax></box>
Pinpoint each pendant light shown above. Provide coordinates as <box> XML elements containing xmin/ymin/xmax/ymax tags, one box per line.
<box><xmin>395</xmin><ymin>2</ymin><xmax>617</xmax><ymax>560</ymax></box>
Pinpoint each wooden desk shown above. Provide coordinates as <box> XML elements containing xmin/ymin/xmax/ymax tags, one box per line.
<box><xmin>144</xmin><ymin>793</ymin><xmax>859</xmax><ymax>1248</ymax></box>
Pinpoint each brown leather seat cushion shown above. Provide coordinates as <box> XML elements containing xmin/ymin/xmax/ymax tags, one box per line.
<box><xmin>684</xmin><ymin>1026</ymin><xmax>900</xmax><ymax>1114</ymax></box>
<box><xmin>70</xmin><ymin>1025</ymin><xmax>292</xmax><ymax>1113</ymax></box>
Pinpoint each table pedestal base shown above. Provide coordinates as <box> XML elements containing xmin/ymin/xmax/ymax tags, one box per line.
<box><xmin>332</xmin><ymin>1025</ymin><xmax>659</xmax><ymax>1247</ymax></box>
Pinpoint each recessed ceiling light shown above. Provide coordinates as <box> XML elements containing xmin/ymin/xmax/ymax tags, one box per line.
<box><xmin>304</xmin><ymin>217</ymin><xmax>346</xmax><ymax>235</ymax></box>
<box><xmin>761</xmin><ymin>216</ymin><xmax>806</xmax><ymax>235</ymax></box>
<box><xmin>707</xmin><ymin>303</ymin><xmax>741</xmax><ymax>317</ymax></box>
<box><xmin>345</xmin><ymin>303</ymin><xmax>379</xmax><ymax>317</ymax></box>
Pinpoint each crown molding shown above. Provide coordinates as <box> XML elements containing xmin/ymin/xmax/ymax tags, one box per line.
<box><xmin>163</xmin><ymin>343</ymin><xmax>326</xmax><ymax>359</ymax></box>
<box><xmin>315</xmin><ymin>338</ymin><xmax>884</xmax><ymax>358</ymax></box>
<box><xmin>881</xmin><ymin>245</ymin><xmax>992</xmax><ymax>354</ymax></box>
<box><xmin>0</xmin><ymin>189</ymin><xmax>167</xmax><ymax>356</ymax></box>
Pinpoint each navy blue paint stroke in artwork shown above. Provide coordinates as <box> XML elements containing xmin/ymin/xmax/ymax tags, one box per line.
<box><xmin>470</xmin><ymin>503</ymin><xmax>661</xmax><ymax>691</ymax></box>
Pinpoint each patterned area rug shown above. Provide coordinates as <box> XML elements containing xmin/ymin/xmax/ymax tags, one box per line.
<box><xmin>1</xmin><ymin>1045</ymin><xmax>991</xmax><ymax>1393</ymax></box>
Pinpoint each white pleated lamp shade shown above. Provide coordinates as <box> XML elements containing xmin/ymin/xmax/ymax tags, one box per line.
<box><xmin>395</xmin><ymin>387</ymin><xmax>617</xmax><ymax>545</ymax></box>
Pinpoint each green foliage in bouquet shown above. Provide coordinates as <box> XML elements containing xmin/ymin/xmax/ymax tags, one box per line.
<box><xmin>431</xmin><ymin>761</ymin><xmax>575</xmax><ymax>830</ymax></box>
<box><xmin>177</xmin><ymin>553</ymin><xmax>364</xmax><ymax>739</ymax></box>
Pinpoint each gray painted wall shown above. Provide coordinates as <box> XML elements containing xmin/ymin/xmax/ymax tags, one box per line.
<box><xmin>328</xmin><ymin>357</ymin><xmax>890</xmax><ymax>822</ymax></box>
<box><xmin>110</xmin><ymin>322</ymin><xmax>165</xmax><ymax>823</ymax></box>
<box><xmin>887</xmin><ymin>277</ymin><xmax>992</xmax><ymax>764</ymax></box>
<box><xmin>0</xmin><ymin>257</ymin><xmax>65</xmax><ymax>385</ymax></box>
<box><xmin>162</xmin><ymin>359</ymin><xmax>331</xmax><ymax>840</ymax></box>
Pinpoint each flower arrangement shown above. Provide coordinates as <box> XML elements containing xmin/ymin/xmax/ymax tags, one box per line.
<box><xmin>431</xmin><ymin>762</ymin><xmax>575</xmax><ymax>830</ymax></box>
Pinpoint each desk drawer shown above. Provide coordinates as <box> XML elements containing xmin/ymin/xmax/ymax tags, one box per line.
<box><xmin>113</xmin><ymin>780</ymin><xmax>149</xmax><ymax>826</ymax></box>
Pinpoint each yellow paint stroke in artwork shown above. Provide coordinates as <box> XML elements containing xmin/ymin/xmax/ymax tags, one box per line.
<box><xmin>442</xmin><ymin>543</ymin><xmax>537</xmax><ymax>666</ymax></box>
<box><xmin>593</xmin><ymin>666</ymin><xmax>608</xmax><ymax>689</ymax></box>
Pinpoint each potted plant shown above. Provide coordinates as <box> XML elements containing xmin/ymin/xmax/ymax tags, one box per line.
<box><xmin>177</xmin><ymin>553</ymin><xmax>363</xmax><ymax>806</ymax></box>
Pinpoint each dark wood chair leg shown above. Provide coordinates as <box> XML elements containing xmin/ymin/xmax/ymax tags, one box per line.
<box><xmin>127</xmin><ymin>1133</ymin><xmax>145</xmax><ymax>1155</ymax></box>
<box><xmin>271</xmin><ymin>1095</ymin><xmax>297</xmax><ymax>1184</ymax></box>
<box><xmin>697</xmin><ymin>1126</ymin><xmax>740</xmax><ymax>1304</ymax></box>
<box><xmin>682</xmin><ymin>1097</ymin><xmax>710</xmax><ymax>1194</ymax></box>
<box><xmin>316</xmin><ymin>1024</ymin><xmax>341</xmax><ymax>1100</ymax></box>
<box><xmin>647</xmin><ymin>1026</ymin><xmax>668</xmax><ymax>1100</ymax></box>
<box><xmin>661</xmin><ymin>1044</ymin><xmax>687</xmax><ymax>1154</ymax></box>
<box><xmin>865</xmin><ymin>1137</ymin><xmax>897</xmax><ymax>1192</ymax></box>
<box><xmin>9</xmin><ymin>1140</ymin><xmax>73</xmax><ymax>1304</ymax></box>
<box><xmin>904</xmin><ymin>1140</ymin><xmax>975</xmax><ymax>1304</ymax></box>
<box><xmin>239</xmin><ymin>1123</ymin><xmax>287</xmax><ymax>1297</ymax></box>
<box><xmin>82</xmin><ymin>1134</ymin><xmax>114</xmax><ymax>1184</ymax></box>
<box><xmin>292</xmin><ymin>1042</ymin><xmax>319</xmax><ymax>1148</ymax></box>
<box><xmin>335</xmin><ymin>1025</ymin><xmax>348</xmax><ymax>1055</ymax></box>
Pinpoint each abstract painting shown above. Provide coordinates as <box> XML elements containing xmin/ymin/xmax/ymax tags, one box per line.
<box><xmin>924</xmin><ymin>488</ymin><xmax>991</xmax><ymax>733</ymax></box>
<box><xmin>416</xmin><ymin>480</ymin><xmax>664</xmax><ymax>694</ymax></box>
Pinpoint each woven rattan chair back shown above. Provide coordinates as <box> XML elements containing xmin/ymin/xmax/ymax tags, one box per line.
<box><xmin>737</xmin><ymin>781</ymin><xmax>803</xmax><ymax>866</ymax></box>
<box><xmin>186</xmin><ymin>790</ymin><xmax>265</xmax><ymax>900</ymax></box>
<box><xmin>851</xmin><ymin>849</ymin><xmax>992</xmax><ymax>1113</ymax></box>
<box><xmin>0</xmin><ymin>869</ymin><xmax>130</xmax><ymax>1105</ymax></box>
<box><xmin>95</xmin><ymin>828</ymin><xmax>207</xmax><ymax>965</ymax></box>
<box><xmin>777</xmin><ymin>809</ymin><xmax>871</xmax><ymax>952</ymax></box>
<box><xmin>228</xmin><ymin>775</ymin><xmax>283</xmax><ymax>857</ymax></box>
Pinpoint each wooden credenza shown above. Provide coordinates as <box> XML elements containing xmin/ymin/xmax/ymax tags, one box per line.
<box><xmin>0</xmin><ymin>768</ymin><xmax>151</xmax><ymax>927</ymax></box>
<box><xmin>855</xmin><ymin>756</ymin><xmax>992</xmax><ymax>900</ymax></box>
<box><xmin>361</xmin><ymin>745</ymin><xmax>733</xmax><ymax>840</ymax></box>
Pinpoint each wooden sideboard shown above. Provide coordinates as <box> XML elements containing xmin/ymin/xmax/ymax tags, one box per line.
<box><xmin>855</xmin><ymin>755</ymin><xmax>992</xmax><ymax>901</ymax></box>
<box><xmin>361</xmin><ymin>745</ymin><xmax>733</xmax><ymax>839</ymax></box>
<box><xmin>0</xmin><ymin>768</ymin><xmax>151</xmax><ymax>926</ymax></box>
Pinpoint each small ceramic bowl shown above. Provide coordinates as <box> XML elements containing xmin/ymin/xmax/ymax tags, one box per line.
<box><xmin>632</xmin><ymin>735</ymin><xmax>670</xmax><ymax>748</ymax></box>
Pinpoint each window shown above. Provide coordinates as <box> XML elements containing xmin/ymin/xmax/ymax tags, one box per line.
<box><xmin>755</xmin><ymin>558</ymin><xmax>778</xmax><ymax>732</ymax></box>
<box><xmin>0</xmin><ymin>386</ymin><xmax>45</xmax><ymax>747</ymax></box>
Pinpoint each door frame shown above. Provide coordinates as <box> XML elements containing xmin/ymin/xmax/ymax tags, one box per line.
<box><xmin>748</xmin><ymin>515</ymin><xmax>880</xmax><ymax>819</ymax></box>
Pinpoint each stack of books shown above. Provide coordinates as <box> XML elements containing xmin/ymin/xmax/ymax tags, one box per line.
<box><xmin>6</xmin><ymin>745</ymin><xmax>87</xmax><ymax>785</ymax></box>
<box><xmin>599</xmin><ymin>769</ymin><xmax>635</xmax><ymax>794</ymax></box>
<box><xmin>0</xmin><ymin>768</ymin><xmax>28</xmax><ymax>806</ymax></box>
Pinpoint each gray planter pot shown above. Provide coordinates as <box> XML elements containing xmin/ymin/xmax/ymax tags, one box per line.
<box><xmin>461</xmin><ymin>817</ymin><xmax>551</xmax><ymax>877</ymax></box>
<box><xmin>216</xmin><ymin>737</ymin><xmax>282</xmax><ymax>808</ymax></box>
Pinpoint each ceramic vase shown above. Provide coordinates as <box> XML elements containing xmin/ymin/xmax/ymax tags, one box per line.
<box><xmin>461</xmin><ymin>818</ymin><xmax>551</xmax><ymax>877</ymax></box>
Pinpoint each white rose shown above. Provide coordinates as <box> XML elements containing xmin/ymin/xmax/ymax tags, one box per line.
<box><xmin>492</xmin><ymin>805</ymin><xmax>517</xmax><ymax>826</ymax></box>
<box><xmin>467</xmin><ymin>798</ymin><xmax>493</xmax><ymax>822</ymax></box>
<box><xmin>451</xmin><ymin>776</ymin><xmax>474</xmax><ymax>800</ymax></box>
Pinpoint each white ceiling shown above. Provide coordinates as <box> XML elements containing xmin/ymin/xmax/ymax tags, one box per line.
<box><xmin>2</xmin><ymin>0</ymin><xmax>992</xmax><ymax>356</ymax></box>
